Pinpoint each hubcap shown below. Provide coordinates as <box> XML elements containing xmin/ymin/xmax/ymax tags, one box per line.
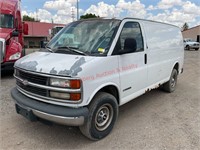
<box><xmin>171</xmin><ymin>74</ymin><xmax>176</xmax><ymax>88</ymax></box>
<box><xmin>95</xmin><ymin>104</ymin><xmax>113</xmax><ymax>131</ymax></box>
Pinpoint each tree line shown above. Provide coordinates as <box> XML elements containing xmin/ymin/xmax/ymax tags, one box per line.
<box><xmin>22</xmin><ymin>13</ymin><xmax>99</xmax><ymax>22</ymax></box>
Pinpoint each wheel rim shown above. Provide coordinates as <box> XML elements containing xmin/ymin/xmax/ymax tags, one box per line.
<box><xmin>171</xmin><ymin>74</ymin><xmax>176</xmax><ymax>88</ymax></box>
<box><xmin>95</xmin><ymin>103</ymin><xmax>114</xmax><ymax>131</ymax></box>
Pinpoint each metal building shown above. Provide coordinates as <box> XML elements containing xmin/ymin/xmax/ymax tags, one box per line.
<box><xmin>182</xmin><ymin>25</ymin><xmax>200</xmax><ymax>42</ymax></box>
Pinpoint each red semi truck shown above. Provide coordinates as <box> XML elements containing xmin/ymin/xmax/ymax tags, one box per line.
<box><xmin>0</xmin><ymin>0</ymin><xmax>28</xmax><ymax>71</ymax></box>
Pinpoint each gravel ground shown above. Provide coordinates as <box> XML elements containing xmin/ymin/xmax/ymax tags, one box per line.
<box><xmin>0</xmin><ymin>50</ymin><xmax>200</xmax><ymax>150</ymax></box>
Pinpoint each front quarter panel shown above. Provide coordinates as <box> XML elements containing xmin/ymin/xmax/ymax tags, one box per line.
<box><xmin>78</xmin><ymin>56</ymin><xmax>120</xmax><ymax>106</ymax></box>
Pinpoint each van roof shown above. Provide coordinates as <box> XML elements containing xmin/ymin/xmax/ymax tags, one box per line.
<box><xmin>77</xmin><ymin>17</ymin><xmax>180</xmax><ymax>29</ymax></box>
<box><xmin>123</xmin><ymin>17</ymin><xmax>180</xmax><ymax>28</ymax></box>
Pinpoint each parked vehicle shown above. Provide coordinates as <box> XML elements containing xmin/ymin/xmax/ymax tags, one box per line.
<box><xmin>0</xmin><ymin>0</ymin><xmax>28</xmax><ymax>71</ymax></box>
<box><xmin>11</xmin><ymin>18</ymin><xmax>184</xmax><ymax>140</ymax></box>
<box><xmin>51</xmin><ymin>26</ymin><xmax>64</xmax><ymax>38</ymax></box>
<box><xmin>183</xmin><ymin>38</ymin><xmax>199</xmax><ymax>50</ymax></box>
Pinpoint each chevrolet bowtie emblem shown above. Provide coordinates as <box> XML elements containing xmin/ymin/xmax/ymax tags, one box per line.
<box><xmin>22</xmin><ymin>80</ymin><xmax>28</xmax><ymax>86</ymax></box>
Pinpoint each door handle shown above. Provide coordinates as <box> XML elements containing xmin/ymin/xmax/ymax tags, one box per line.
<box><xmin>144</xmin><ymin>54</ymin><xmax>147</xmax><ymax>64</ymax></box>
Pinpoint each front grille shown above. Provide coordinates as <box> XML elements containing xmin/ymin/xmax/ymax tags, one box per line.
<box><xmin>15</xmin><ymin>69</ymin><xmax>48</xmax><ymax>97</ymax></box>
<box><xmin>0</xmin><ymin>39</ymin><xmax>5</xmax><ymax>63</ymax></box>
<box><xmin>14</xmin><ymin>68</ymin><xmax>82</xmax><ymax>105</ymax></box>
<box><xmin>17</xmin><ymin>81</ymin><xmax>47</xmax><ymax>96</ymax></box>
<box><xmin>16</xmin><ymin>69</ymin><xmax>48</xmax><ymax>85</ymax></box>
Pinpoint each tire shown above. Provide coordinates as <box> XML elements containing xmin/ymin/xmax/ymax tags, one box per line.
<box><xmin>186</xmin><ymin>45</ymin><xmax>190</xmax><ymax>50</ymax></box>
<box><xmin>195</xmin><ymin>48</ymin><xmax>199</xmax><ymax>51</ymax></box>
<box><xmin>163</xmin><ymin>69</ymin><xmax>178</xmax><ymax>93</ymax></box>
<box><xmin>79</xmin><ymin>92</ymin><xmax>118</xmax><ymax>140</ymax></box>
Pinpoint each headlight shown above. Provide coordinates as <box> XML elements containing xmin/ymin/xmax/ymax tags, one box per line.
<box><xmin>50</xmin><ymin>91</ymin><xmax>81</xmax><ymax>101</ymax></box>
<box><xmin>50</xmin><ymin>78</ymin><xmax>81</xmax><ymax>89</ymax></box>
<box><xmin>9</xmin><ymin>52</ymin><xmax>21</xmax><ymax>60</ymax></box>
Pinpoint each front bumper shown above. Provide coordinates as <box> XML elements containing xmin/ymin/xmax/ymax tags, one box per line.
<box><xmin>1</xmin><ymin>61</ymin><xmax>15</xmax><ymax>71</ymax></box>
<box><xmin>191</xmin><ymin>46</ymin><xmax>199</xmax><ymax>49</ymax></box>
<box><xmin>11</xmin><ymin>87</ymin><xmax>89</xmax><ymax>126</ymax></box>
<box><xmin>188</xmin><ymin>45</ymin><xmax>199</xmax><ymax>49</ymax></box>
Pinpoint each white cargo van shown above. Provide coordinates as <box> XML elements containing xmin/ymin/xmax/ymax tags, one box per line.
<box><xmin>11</xmin><ymin>18</ymin><xmax>184</xmax><ymax>140</ymax></box>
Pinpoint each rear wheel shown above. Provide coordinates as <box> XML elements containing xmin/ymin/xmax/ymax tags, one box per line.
<box><xmin>163</xmin><ymin>69</ymin><xmax>178</xmax><ymax>93</ymax></box>
<box><xmin>79</xmin><ymin>92</ymin><xmax>118</xmax><ymax>140</ymax></box>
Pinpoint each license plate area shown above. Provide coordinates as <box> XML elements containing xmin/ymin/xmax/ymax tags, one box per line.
<box><xmin>15</xmin><ymin>104</ymin><xmax>37</xmax><ymax>121</ymax></box>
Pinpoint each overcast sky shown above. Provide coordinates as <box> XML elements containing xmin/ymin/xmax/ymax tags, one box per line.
<box><xmin>21</xmin><ymin>0</ymin><xmax>200</xmax><ymax>28</ymax></box>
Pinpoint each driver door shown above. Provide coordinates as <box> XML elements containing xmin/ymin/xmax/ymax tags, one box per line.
<box><xmin>113</xmin><ymin>21</ymin><xmax>148</xmax><ymax>104</ymax></box>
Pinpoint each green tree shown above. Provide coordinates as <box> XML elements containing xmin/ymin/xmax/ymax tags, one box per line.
<box><xmin>80</xmin><ymin>13</ymin><xmax>100</xmax><ymax>19</ymax></box>
<box><xmin>23</xmin><ymin>15</ymin><xmax>40</xmax><ymax>22</ymax></box>
<box><xmin>182</xmin><ymin>22</ymin><xmax>189</xmax><ymax>31</ymax></box>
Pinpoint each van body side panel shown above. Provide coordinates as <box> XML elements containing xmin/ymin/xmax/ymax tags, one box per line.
<box><xmin>142</xmin><ymin>21</ymin><xmax>184</xmax><ymax>87</ymax></box>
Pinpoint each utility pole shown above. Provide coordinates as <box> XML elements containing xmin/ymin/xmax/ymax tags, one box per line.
<box><xmin>77</xmin><ymin>0</ymin><xmax>79</xmax><ymax>20</ymax></box>
<box><xmin>71</xmin><ymin>7</ymin><xmax>75</xmax><ymax>22</ymax></box>
<box><xmin>36</xmin><ymin>8</ymin><xmax>38</xmax><ymax>21</ymax></box>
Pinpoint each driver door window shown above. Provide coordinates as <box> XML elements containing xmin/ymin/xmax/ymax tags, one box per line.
<box><xmin>113</xmin><ymin>22</ymin><xmax>144</xmax><ymax>55</ymax></box>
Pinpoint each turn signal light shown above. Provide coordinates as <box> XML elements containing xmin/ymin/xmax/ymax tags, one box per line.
<box><xmin>70</xmin><ymin>80</ymin><xmax>81</xmax><ymax>89</ymax></box>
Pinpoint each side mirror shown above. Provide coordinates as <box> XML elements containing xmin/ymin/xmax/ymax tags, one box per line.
<box><xmin>12</xmin><ymin>30</ymin><xmax>19</xmax><ymax>37</ymax></box>
<box><xmin>23</xmin><ymin>23</ymin><xmax>28</xmax><ymax>35</ymax></box>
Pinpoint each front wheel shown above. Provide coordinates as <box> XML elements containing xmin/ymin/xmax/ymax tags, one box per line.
<box><xmin>186</xmin><ymin>45</ymin><xmax>190</xmax><ymax>50</ymax></box>
<box><xmin>163</xmin><ymin>69</ymin><xmax>178</xmax><ymax>93</ymax></box>
<box><xmin>195</xmin><ymin>48</ymin><xmax>199</xmax><ymax>51</ymax></box>
<box><xmin>79</xmin><ymin>92</ymin><xmax>118</xmax><ymax>140</ymax></box>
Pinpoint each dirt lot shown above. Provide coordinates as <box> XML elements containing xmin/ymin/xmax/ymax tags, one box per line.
<box><xmin>0</xmin><ymin>50</ymin><xmax>200</xmax><ymax>150</ymax></box>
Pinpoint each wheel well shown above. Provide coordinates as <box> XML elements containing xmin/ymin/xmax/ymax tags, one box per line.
<box><xmin>174</xmin><ymin>63</ymin><xmax>179</xmax><ymax>72</ymax></box>
<box><xmin>99</xmin><ymin>85</ymin><xmax>119</xmax><ymax>104</ymax></box>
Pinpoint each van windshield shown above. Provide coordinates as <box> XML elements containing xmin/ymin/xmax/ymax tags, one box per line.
<box><xmin>47</xmin><ymin>19</ymin><xmax>120</xmax><ymax>56</ymax></box>
<box><xmin>0</xmin><ymin>14</ymin><xmax>14</xmax><ymax>28</ymax></box>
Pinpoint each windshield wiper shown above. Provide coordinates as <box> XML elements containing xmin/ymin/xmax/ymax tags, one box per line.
<box><xmin>46</xmin><ymin>46</ymin><xmax>54</xmax><ymax>53</ymax></box>
<box><xmin>55</xmin><ymin>46</ymin><xmax>89</xmax><ymax>56</ymax></box>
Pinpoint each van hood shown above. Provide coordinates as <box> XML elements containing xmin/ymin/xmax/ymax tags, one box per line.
<box><xmin>14</xmin><ymin>52</ymin><xmax>95</xmax><ymax>77</ymax></box>
<box><xmin>0</xmin><ymin>28</ymin><xmax>13</xmax><ymax>40</ymax></box>
<box><xmin>186</xmin><ymin>41</ymin><xmax>199</xmax><ymax>44</ymax></box>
